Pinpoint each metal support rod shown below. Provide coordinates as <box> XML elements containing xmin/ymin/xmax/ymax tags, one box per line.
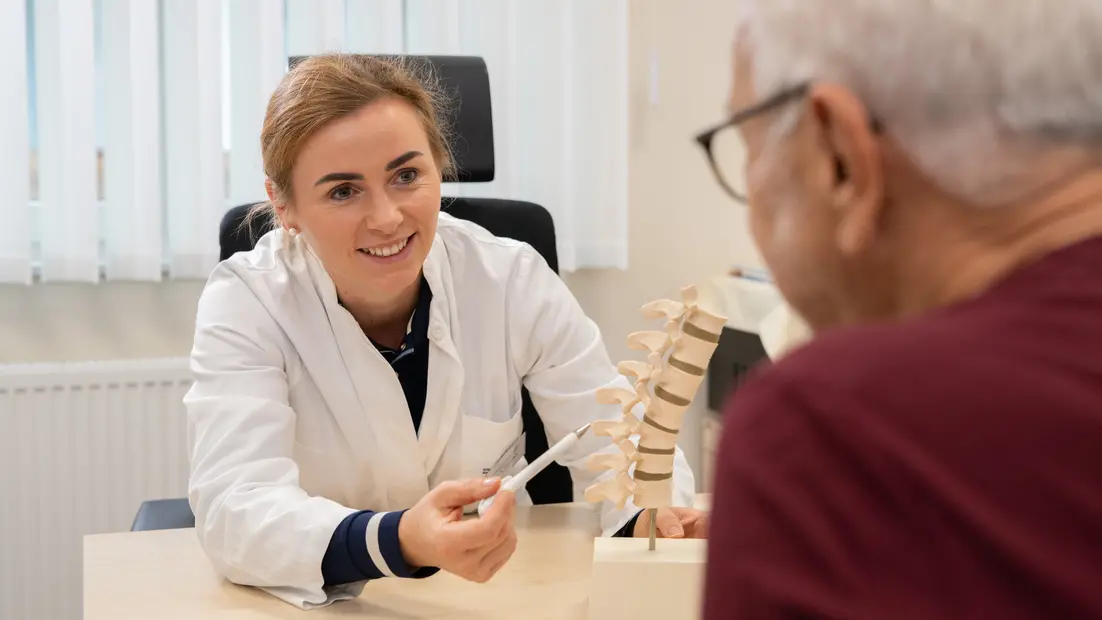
<box><xmin>647</xmin><ymin>508</ymin><xmax>657</xmax><ymax>551</ymax></box>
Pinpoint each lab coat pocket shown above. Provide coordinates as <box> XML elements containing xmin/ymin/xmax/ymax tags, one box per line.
<box><xmin>460</xmin><ymin>406</ymin><xmax>525</xmax><ymax>481</ymax></box>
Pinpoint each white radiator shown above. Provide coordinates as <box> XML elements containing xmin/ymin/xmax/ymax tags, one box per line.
<box><xmin>0</xmin><ymin>358</ymin><xmax>193</xmax><ymax>620</ymax></box>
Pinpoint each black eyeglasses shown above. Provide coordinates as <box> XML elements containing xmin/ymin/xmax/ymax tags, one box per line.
<box><xmin>695</xmin><ymin>81</ymin><xmax>886</xmax><ymax>203</ymax></box>
<box><xmin>694</xmin><ymin>82</ymin><xmax>811</xmax><ymax>203</ymax></box>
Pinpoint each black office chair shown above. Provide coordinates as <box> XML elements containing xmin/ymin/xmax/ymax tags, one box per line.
<box><xmin>132</xmin><ymin>55</ymin><xmax>571</xmax><ymax>532</ymax></box>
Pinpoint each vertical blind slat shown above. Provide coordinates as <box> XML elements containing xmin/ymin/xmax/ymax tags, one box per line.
<box><xmin>8</xmin><ymin>0</ymin><xmax>631</xmax><ymax>282</ymax></box>
<box><xmin>404</xmin><ymin>0</ymin><xmax>463</xmax><ymax>196</ymax></box>
<box><xmin>229</xmin><ymin>0</ymin><xmax>286</xmax><ymax>206</ymax></box>
<box><xmin>35</xmin><ymin>0</ymin><xmax>99</xmax><ymax>282</ymax></box>
<box><xmin>286</xmin><ymin>0</ymin><xmax>346</xmax><ymax>58</ymax></box>
<box><xmin>566</xmin><ymin>0</ymin><xmax>629</xmax><ymax>270</ymax></box>
<box><xmin>344</xmin><ymin>0</ymin><xmax>404</xmax><ymax>54</ymax></box>
<box><xmin>0</xmin><ymin>0</ymin><xmax>32</xmax><ymax>284</ymax></box>
<box><xmin>163</xmin><ymin>0</ymin><xmax>223</xmax><ymax>279</ymax></box>
<box><xmin>403</xmin><ymin>0</ymin><xmax>462</xmax><ymax>55</ymax></box>
<box><xmin>557</xmin><ymin>1</ymin><xmax>578</xmax><ymax>271</ymax></box>
<box><xmin>457</xmin><ymin>1</ymin><xmax>516</xmax><ymax>200</ymax></box>
<box><xmin>513</xmin><ymin>0</ymin><xmax>570</xmax><ymax>260</ymax></box>
<box><xmin>102</xmin><ymin>0</ymin><xmax>163</xmax><ymax>281</ymax></box>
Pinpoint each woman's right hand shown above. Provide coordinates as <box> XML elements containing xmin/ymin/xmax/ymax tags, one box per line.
<box><xmin>398</xmin><ymin>478</ymin><xmax>518</xmax><ymax>583</ymax></box>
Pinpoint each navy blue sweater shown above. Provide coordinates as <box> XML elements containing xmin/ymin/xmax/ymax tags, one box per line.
<box><xmin>320</xmin><ymin>278</ymin><xmax>639</xmax><ymax>586</ymax></box>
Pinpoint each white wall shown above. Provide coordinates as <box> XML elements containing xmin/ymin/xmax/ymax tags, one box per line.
<box><xmin>0</xmin><ymin>0</ymin><xmax>760</xmax><ymax>474</ymax></box>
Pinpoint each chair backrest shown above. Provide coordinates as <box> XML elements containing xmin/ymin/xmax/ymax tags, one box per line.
<box><xmin>221</xmin><ymin>197</ymin><xmax>558</xmax><ymax>272</ymax></box>
<box><xmin>288</xmin><ymin>54</ymin><xmax>495</xmax><ymax>184</ymax></box>
<box><xmin>218</xmin><ymin>199</ymin><xmax>573</xmax><ymax>505</ymax></box>
<box><xmin>226</xmin><ymin>53</ymin><xmax>574</xmax><ymax>505</ymax></box>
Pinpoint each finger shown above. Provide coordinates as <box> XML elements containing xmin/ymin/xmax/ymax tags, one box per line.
<box><xmin>672</xmin><ymin>507</ymin><xmax>705</xmax><ymax>520</ymax></box>
<box><xmin>669</xmin><ymin>508</ymin><xmax>706</xmax><ymax>527</ymax></box>
<box><xmin>655</xmin><ymin>508</ymin><xmax>684</xmax><ymax>538</ymax></box>
<box><xmin>449</xmin><ymin>490</ymin><xmax>515</xmax><ymax>549</ymax></box>
<box><xmin>482</xmin><ymin>488</ymin><xmax>515</xmax><ymax>529</ymax></box>
<box><xmin>432</xmin><ymin>478</ymin><xmax>501</xmax><ymax>509</ymax></box>
<box><xmin>454</xmin><ymin>525</ymin><xmax>515</xmax><ymax>582</ymax></box>
<box><xmin>674</xmin><ymin>509</ymin><xmax>705</xmax><ymax>526</ymax></box>
<box><xmin>688</xmin><ymin>517</ymin><xmax>709</xmax><ymax>539</ymax></box>
<box><xmin>677</xmin><ymin>508</ymin><xmax>709</xmax><ymax>536</ymax></box>
<box><xmin>486</xmin><ymin>488</ymin><xmax>516</xmax><ymax>521</ymax></box>
<box><xmin>693</xmin><ymin>512</ymin><xmax>710</xmax><ymax>538</ymax></box>
<box><xmin>473</xmin><ymin>531</ymin><xmax>517</xmax><ymax>582</ymax></box>
<box><xmin>486</xmin><ymin>533</ymin><xmax>518</xmax><ymax>577</ymax></box>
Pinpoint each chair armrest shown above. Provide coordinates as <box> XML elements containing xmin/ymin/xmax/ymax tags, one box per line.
<box><xmin>130</xmin><ymin>498</ymin><xmax>195</xmax><ymax>531</ymax></box>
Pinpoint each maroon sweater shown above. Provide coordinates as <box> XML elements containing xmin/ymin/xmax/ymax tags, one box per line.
<box><xmin>704</xmin><ymin>238</ymin><xmax>1102</xmax><ymax>620</ymax></box>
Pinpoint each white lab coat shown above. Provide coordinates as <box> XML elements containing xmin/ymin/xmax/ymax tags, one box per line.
<box><xmin>184</xmin><ymin>213</ymin><xmax>695</xmax><ymax>608</ymax></box>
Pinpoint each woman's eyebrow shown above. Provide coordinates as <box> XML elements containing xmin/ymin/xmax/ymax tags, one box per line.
<box><xmin>312</xmin><ymin>151</ymin><xmax>423</xmax><ymax>186</ymax></box>
<box><xmin>385</xmin><ymin>150</ymin><xmax>423</xmax><ymax>170</ymax></box>
<box><xmin>314</xmin><ymin>172</ymin><xmax>364</xmax><ymax>186</ymax></box>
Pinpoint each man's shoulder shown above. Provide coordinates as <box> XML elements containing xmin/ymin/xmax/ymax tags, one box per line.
<box><xmin>725</xmin><ymin>314</ymin><xmax>1001</xmax><ymax>437</ymax></box>
<box><xmin>767</xmin><ymin>313</ymin><xmax>994</xmax><ymax>401</ymax></box>
<box><xmin>715</xmin><ymin>316</ymin><xmax>1000</xmax><ymax>510</ymax></box>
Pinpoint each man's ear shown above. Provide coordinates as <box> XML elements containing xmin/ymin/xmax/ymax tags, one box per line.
<box><xmin>808</xmin><ymin>84</ymin><xmax>885</xmax><ymax>257</ymax></box>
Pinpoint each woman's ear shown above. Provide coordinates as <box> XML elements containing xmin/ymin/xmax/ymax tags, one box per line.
<box><xmin>264</xmin><ymin>177</ymin><xmax>278</xmax><ymax>205</ymax></box>
<box><xmin>265</xmin><ymin>178</ymin><xmax>295</xmax><ymax>231</ymax></box>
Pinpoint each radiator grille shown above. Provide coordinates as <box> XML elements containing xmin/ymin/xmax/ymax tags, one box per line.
<box><xmin>0</xmin><ymin>358</ymin><xmax>192</xmax><ymax>620</ymax></box>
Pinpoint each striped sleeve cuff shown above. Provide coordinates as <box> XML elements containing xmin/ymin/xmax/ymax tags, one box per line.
<box><xmin>613</xmin><ymin>510</ymin><xmax>643</xmax><ymax>538</ymax></box>
<box><xmin>322</xmin><ymin>510</ymin><xmax>439</xmax><ymax>587</ymax></box>
<box><xmin>366</xmin><ymin>511</ymin><xmax>407</xmax><ymax>577</ymax></box>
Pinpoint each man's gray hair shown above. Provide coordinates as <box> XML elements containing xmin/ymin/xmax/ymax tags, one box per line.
<box><xmin>735</xmin><ymin>0</ymin><xmax>1102</xmax><ymax>205</ymax></box>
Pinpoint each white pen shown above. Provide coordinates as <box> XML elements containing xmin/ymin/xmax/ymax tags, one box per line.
<box><xmin>477</xmin><ymin>422</ymin><xmax>592</xmax><ymax>516</ymax></box>
<box><xmin>729</xmin><ymin>266</ymin><xmax>774</xmax><ymax>284</ymax></box>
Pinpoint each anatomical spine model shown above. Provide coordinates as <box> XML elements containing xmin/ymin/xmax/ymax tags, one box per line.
<box><xmin>585</xmin><ymin>285</ymin><xmax>726</xmax><ymax>542</ymax></box>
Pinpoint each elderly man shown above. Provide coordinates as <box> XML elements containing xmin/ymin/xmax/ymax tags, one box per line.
<box><xmin>700</xmin><ymin>1</ymin><xmax>1102</xmax><ymax>618</ymax></box>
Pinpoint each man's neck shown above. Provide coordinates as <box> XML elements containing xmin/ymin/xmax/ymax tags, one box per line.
<box><xmin>892</xmin><ymin>170</ymin><xmax>1102</xmax><ymax>321</ymax></box>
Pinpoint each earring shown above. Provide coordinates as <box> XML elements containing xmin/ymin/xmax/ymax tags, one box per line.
<box><xmin>287</xmin><ymin>227</ymin><xmax>299</xmax><ymax>237</ymax></box>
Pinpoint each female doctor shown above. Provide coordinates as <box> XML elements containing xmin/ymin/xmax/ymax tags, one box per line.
<box><xmin>185</xmin><ymin>53</ymin><xmax>703</xmax><ymax>609</ymax></box>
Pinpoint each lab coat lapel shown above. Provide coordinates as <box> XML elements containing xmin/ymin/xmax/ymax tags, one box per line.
<box><xmin>292</xmin><ymin>241</ymin><xmax>430</xmax><ymax>507</ymax></box>
<box><xmin>418</xmin><ymin>237</ymin><xmax>464</xmax><ymax>482</ymax></box>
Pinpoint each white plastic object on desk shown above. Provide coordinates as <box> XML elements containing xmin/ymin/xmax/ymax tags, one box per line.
<box><xmin>758</xmin><ymin>302</ymin><xmax>812</xmax><ymax>359</ymax></box>
<box><xmin>587</xmin><ymin>537</ymin><xmax>706</xmax><ymax>620</ymax></box>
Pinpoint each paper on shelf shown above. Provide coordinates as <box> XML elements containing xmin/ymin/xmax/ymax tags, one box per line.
<box><xmin>699</xmin><ymin>275</ymin><xmax>782</xmax><ymax>333</ymax></box>
<box><xmin>759</xmin><ymin>302</ymin><xmax>812</xmax><ymax>359</ymax></box>
<box><xmin>702</xmin><ymin>274</ymin><xmax>811</xmax><ymax>359</ymax></box>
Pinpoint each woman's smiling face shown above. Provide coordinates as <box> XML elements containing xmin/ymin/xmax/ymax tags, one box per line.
<box><xmin>281</xmin><ymin>97</ymin><xmax>443</xmax><ymax>303</ymax></box>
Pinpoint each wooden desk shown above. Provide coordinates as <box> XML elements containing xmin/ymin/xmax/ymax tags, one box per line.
<box><xmin>85</xmin><ymin>503</ymin><xmax>604</xmax><ymax>620</ymax></box>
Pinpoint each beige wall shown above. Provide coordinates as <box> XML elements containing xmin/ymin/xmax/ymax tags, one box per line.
<box><xmin>563</xmin><ymin>0</ymin><xmax>761</xmax><ymax>478</ymax></box>
<box><xmin>0</xmin><ymin>280</ymin><xmax>204</xmax><ymax>364</ymax></box>
<box><xmin>567</xmin><ymin>0</ymin><xmax>759</xmax><ymax>363</ymax></box>
<box><xmin>0</xmin><ymin>0</ymin><xmax>757</xmax><ymax>476</ymax></box>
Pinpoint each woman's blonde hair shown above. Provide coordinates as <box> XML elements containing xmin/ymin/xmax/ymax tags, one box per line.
<box><xmin>249</xmin><ymin>53</ymin><xmax>454</xmax><ymax>230</ymax></box>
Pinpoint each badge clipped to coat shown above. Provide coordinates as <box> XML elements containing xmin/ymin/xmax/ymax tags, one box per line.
<box><xmin>485</xmin><ymin>432</ymin><xmax>526</xmax><ymax>477</ymax></box>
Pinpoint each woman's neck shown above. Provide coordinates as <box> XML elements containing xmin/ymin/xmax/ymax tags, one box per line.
<box><xmin>339</xmin><ymin>277</ymin><xmax>421</xmax><ymax>349</ymax></box>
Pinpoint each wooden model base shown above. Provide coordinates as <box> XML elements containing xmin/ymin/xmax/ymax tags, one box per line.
<box><xmin>587</xmin><ymin>537</ymin><xmax>706</xmax><ymax>620</ymax></box>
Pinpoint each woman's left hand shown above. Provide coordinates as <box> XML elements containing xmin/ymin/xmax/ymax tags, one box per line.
<box><xmin>632</xmin><ymin>506</ymin><xmax>708</xmax><ymax>539</ymax></box>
